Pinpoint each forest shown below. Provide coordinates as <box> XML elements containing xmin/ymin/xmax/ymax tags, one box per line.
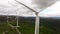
<box><xmin>0</xmin><ymin>15</ymin><xmax>60</xmax><ymax>34</ymax></box>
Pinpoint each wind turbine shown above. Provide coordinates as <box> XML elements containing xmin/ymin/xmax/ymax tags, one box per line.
<box><xmin>6</xmin><ymin>8</ymin><xmax>21</xmax><ymax>34</ymax></box>
<box><xmin>15</xmin><ymin>0</ymin><xmax>57</xmax><ymax>34</ymax></box>
<box><xmin>32</xmin><ymin>0</ymin><xmax>57</xmax><ymax>34</ymax></box>
<box><xmin>6</xmin><ymin>2</ymin><xmax>21</xmax><ymax>33</ymax></box>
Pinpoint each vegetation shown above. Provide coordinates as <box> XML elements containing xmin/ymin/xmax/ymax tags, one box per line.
<box><xmin>0</xmin><ymin>16</ymin><xmax>60</xmax><ymax>34</ymax></box>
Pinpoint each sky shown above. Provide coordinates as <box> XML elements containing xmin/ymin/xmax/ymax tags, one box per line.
<box><xmin>0</xmin><ymin>0</ymin><xmax>60</xmax><ymax>17</ymax></box>
<box><xmin>40</xmin><ymin>1</ymin><xmax>60</xmax><ymax>17</ymax></box>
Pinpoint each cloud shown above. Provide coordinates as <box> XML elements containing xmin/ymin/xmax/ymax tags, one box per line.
<box><xmin>39</xmin><ymin>1</ymin><xmax>60</xmax><ymax>17</ymax></box>
<box><xmin>0</xmin><ymin>0</ymin><xmax>59</xmax><ymax>17</ymax></box>
<box><xmin>32</xmin><ymin>0</ymin><xmax>56</xmax><ymax>8</ymax></box>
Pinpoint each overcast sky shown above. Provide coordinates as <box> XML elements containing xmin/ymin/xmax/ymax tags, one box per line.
<box><xmin>0</xmin><ymin>0</ymin><xmax>60</xmax><ymax>17</ymax></box>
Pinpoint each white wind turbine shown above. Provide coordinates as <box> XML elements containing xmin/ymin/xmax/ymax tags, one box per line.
<box><xmin>15</xmin><ymin>0</ymin><xmax>57</xmax><ymax>34</ymax></box>
<box><xmin>6</xmin><ymin>4</ymin><xmax>21</xmax><ymax>34</ymax></box>
<box><xmin>32</xmin><ymin>0</ymin><xmax>57</xmax><ymax>34</ymax></box>
<box><xmin>6</xmin><ymin>9</ymin><xmax>21</xmax><ymax>34</ymax></box>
